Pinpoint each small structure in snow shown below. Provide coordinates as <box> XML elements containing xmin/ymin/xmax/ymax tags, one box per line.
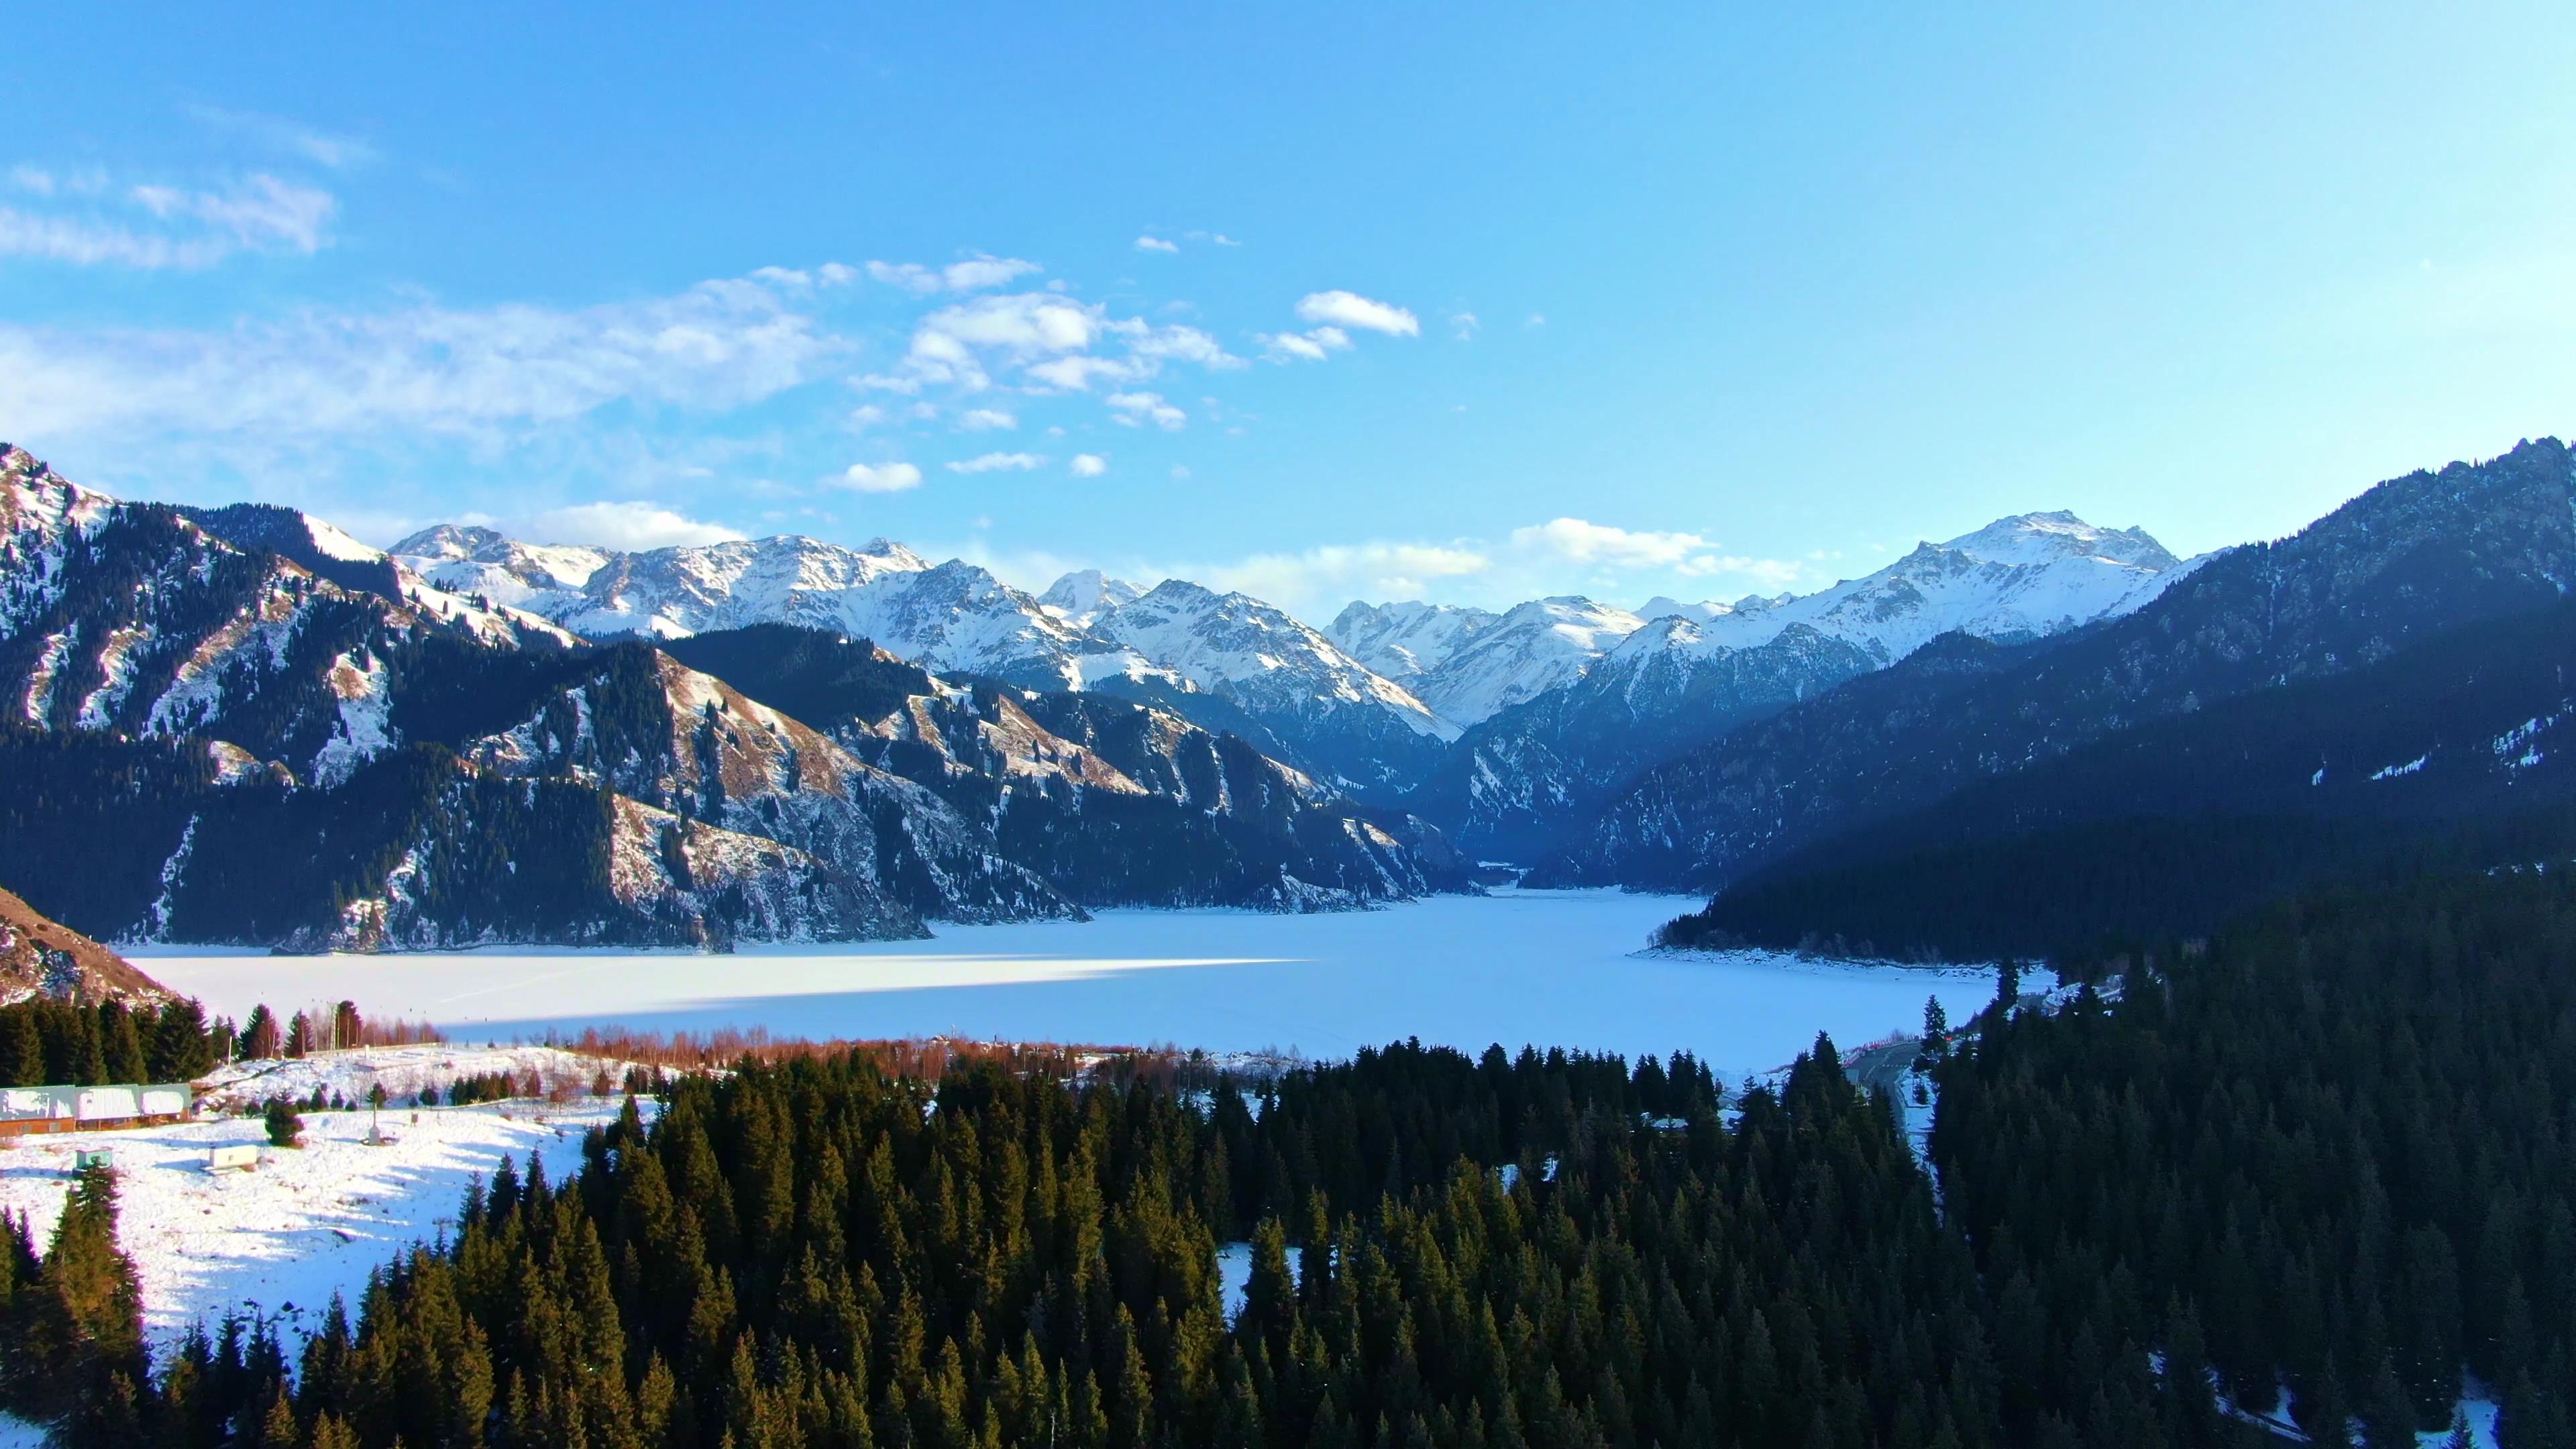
<box><xmin>0</xmin><ymin>1081</ymin><xmax>193</xmax><ymax>1137</ymax></box>
<box><xmin>207</xmin><ymin>1144</ymin><xmax>260</xmax><ymax>1174</ymax></box>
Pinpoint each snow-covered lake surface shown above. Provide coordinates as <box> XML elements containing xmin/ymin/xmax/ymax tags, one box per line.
<box><xmin>138</xmin><ymin>890</ymin><xmax>1997</xmax><ymax>1079</ymax></box>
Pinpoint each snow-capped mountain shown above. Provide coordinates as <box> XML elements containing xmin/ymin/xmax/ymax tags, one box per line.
<box><xmin>390</xmin><ymin>523</ymin><xmax>1461</xmax><ymax>789</ymax></box>
<box><xmin>0</xmin><ymin>445</ymin><xmax>562</xmax><ymax>783</ymax></box>
<box><xmin>1613</xmin><ymin>512</ymin><xmax>2188</xmax><ymax>671</ymax></box>
<box><xmin>1326</xmin><ymin>600</ymin><xmax>1501</xmax><ymax>683</ymax></box>
<box><xmin>1536</xmin><ymin>439</ymin><xmax>2576</xmax><ymax>893</ymax></box>
<box><xmin>1393</xmin><ymin>597</ymin><xmax>1645</xmax><ymax>726</ymax></box>
<box><xmin>0</xmin><ymin>445</ymin><xmax>1470</xmax><ymax>949</ymax></box>
<box><xmin>392</xmin><ymin>526</ymin><xmax>1111</xmax><ymax>690</ymax></box>
<box><xmin>1084</xmin><ymin>579</ymin><xmax>1458</xmax><ymax>792</ymax></box>
<box><xmin>1408</xmin><ymin>511</ymin><xmax>2198</xmax><ymax>857</ymax></box>
<box><xmin>1038</xmin><ymin>569</ymin><xmax>1145</xmax><ymax>627</ymax></box>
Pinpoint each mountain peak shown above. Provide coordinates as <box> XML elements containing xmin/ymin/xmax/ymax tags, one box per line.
<box><xmin>1040</xmin><ymin>568</ymin><xmax>1145</xmax><ymax>626</ymax></box>
<box><xmin>1935</xmin><ymin>511</ymin><xmax>2178</xmax><ymax>571</ymax></box>
<box><xmin>391</xmin><ymin>523</ymin><xmax>513</xmax><ymax>561</ymax></box>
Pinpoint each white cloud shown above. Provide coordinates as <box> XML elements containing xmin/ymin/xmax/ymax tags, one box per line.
<box><xmin>527</xmin><ymin>500</ymin><xmax>743</xmax><ymax>551</ymax></box>
<box><xmin>0</xmin><ymin>270</ymin><xmax>839</xmax><ymax>438</ymax></box>
<box><xmin>1134</xmin><ymin>235</ymin><xmax>1179</xmax><ymax>254</ymax></box>
<box><xmin>1184</xmin><ymin>231</ymin><xmax>1242</xmax><ymax>247</ymax></box>
<box><xmin>1525</xmin><ymin>313</ymin><xmax>1547</xmax><ymax>328</ymax></box>
<box><xmin>1069</xmin><ymin>453</ymin><xmax>1108</xmax><ymax>478</ymax></box>
<box><xmin>1295</xmin><ymin>290</ymin><xmax>1419</xmax><ymax>337</ymax></box>
<box><xmin>1117</xmin><ymin>321</ymin><xmax>1243</xmax><ymax>369</ymax></box>
<box><xmin>1024</xmin><ymin>354</ymin><xmax>1145</xmax><ymax>391</ymax></box>
<box><xmin>1106</xmin><ymin>390</ymin><xmax>1186</xmax><ymax>430</ymax></box>
<box><xmin>1505</xmin><ymin>518</ymin><xmax>1798</xmax><ymax>584</ymax></box>
<box><xmin>1511</xmin><ymin>517</ymin><xmax>1719</xmax><ymax>572</ymax></box>
<box><xmin>1204</xmin><ymin>541</ymin><xmax>1490</xmax><ymax>614</ymax></box>
<box><xmin>864</xmin><ymin>255</ymin><xmax>1043</xmax><ymax>294</ymax></box>
<box><xmin>1450</xmin><ymin>310</ymin><xmax>1480</xmax><ymax>340</ymax></box>
<box><xmin>863</xmin><ymin>292</ymin><xmax>1241</xmax><ymax>395</ymax></box>
<box><xmin>947</xmin><ymin>451</ymin><xmax>1045</xmax><ymax>474</ymax></box>
<box><xmin>0</xmin><ymin>172</ymin><xmax>337</xmax><ymax>269</ymax></box>
<box><xmin>1257</xmin><ymin>327</ymin><xmax>1354</xmax><ymax>363</ymax></box>
<box><xmin>836</xmin><ymin>461</ymin><xmax>924</xmax><ymax>493</ymax></box>
<box><xmin>1171</xmin><ymin>464</ymin><xmax>1191</xmax><ymax>480</ymax></box>
<box><xmin>957</xmin><ymin>407</ymin><xmax>1017</xmax><ymax>431</ymax></box>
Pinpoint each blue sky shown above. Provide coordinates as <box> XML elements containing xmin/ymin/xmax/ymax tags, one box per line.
<box><xmin>5</xmin><ymin>4</ymin><xmax>2575</xmax><ymax>619</ymax></box>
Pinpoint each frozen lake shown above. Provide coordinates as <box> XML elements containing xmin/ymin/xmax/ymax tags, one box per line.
<box><xmin>137</xmin><ymin>890</ymin><xmax>1998</xmax><ymax>1079</ymax></box>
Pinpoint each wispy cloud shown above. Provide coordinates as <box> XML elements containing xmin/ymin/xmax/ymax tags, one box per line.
<box><xmin>0</xmin><ymin>270</ymin><xmax>840</xmax><ymax>438</ymax></box>
<box><xmin>1069</xmin><ymin>453</ymin><xmax>1108</xmax><ymax>478</ymax></box>
<box><xmin>1134</xmin><ymin>235</ymin><xmax>1179</xmax><ymax>254</ymax></box>
<box><xmin>957</xmin><ymin>407</ymin><xmax>1018</xmax><ymax>431</ymax></box>
<box><xmin>947</xmin><ymin>451</ymin><xmax>1045</xmax><ymax>474</ymax></box>
<box><xmin>1106</xmin><ymin>390</ymin><xmax>1186</xmax><ymax>430</ymax></box>
<box><xmin>864</xmin><ymin>255</ymin><xmax>1043</xmax><ymax>294</ymax></box>
<box><xmin>0</xmin><ymin>171</ymin><xmax>337</xmax><ymax>269</ymax></box>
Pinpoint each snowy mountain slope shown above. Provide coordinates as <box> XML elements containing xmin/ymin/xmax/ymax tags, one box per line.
<box><xmin>1326</xmin><ymin>600</ymin><xmax>1500</xmax><ymax>684</ymax></box>
<box><xmin>0</xmin><ymin>445</ymin><xmax>571</xmax><ymax>789</ymax></box>
<box><xmin>386</xmin><ymin>523</ymin><xmax>1465</xmax><ymax>790</ymax></box>
<box><xmin>1403</xmin><ymin>596</ymin><xmax>1645</xmax><ymax>725</ymax></box>
<box><xmin>453</xmin><ymin>646</ymin><xmax>1078</xmax><ymax>927</ymax></box>
<box><xmin>1407</xmin><ymin>511</ymin><xmax>2191</xmax><ymax>858</ymax></box>
<box><xmin>1604</xmin><ymin>511</ymin><xmax>2189</xmax><ymax>672</ymax></box>
<box><xmin>1537</xmin><ymin>437</ymin><xmax>2576</xmax><ymax>892</ymax></box>
<box><xmin>657</xmin><ymin>624</ymin><xmax>1466</xmax><ymax>908</ymax></box>
<box><xmin>393</xmin><ymin>526</ymin><xmax>1109</xmax><ymax>689</ymax></box>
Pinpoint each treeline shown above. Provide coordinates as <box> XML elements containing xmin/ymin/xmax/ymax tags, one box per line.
<box><xmin>0</xmin><ymin>998</ymin><xmax>219</xmax><ymax>1088</ymax></box>
<box><xmin>1933</xmin><ymin>864</ymin><xmax>2576</xmax><ymax>1446</ymax></box>
<box><xmin>18</xmin><ymin>1038</ymin><xmax>2053</xmax><ymax>1448</ymax></box>
<box><xmin>1658</xmin><ymin>803</ymin><xmax>2576</xmax><ymax>967</ymax></box>
<box><xmin>0</xmin><ymin>996</ymin><xmax>441</xmax><ymax>1089</ymax></box>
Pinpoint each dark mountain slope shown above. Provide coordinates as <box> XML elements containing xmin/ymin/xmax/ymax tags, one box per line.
<box><xmin>1664</xmin><ymin>590</ymin><xmax>2576</xmax><ymax>960</ymax></box>
<box><xmin>1534</xmin><ymin>437</ymin><xmax>2576</xmax><ymax>890</ymax></box>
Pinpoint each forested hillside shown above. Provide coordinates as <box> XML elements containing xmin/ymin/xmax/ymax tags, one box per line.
<box><xmin>1660</xmin><ymin>592</ymin><xmax>2576</xmax><ymax>961</ymax></box>
<box><xmin>1934</xmin><ymin>864</ymin><xmax>2576</xmax><ymax>1447</ymax></box>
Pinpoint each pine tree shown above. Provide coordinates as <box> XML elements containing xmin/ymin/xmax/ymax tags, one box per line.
<box><xmin>0</xmin><ymin>1010</ymin><xmax>41</xmax><ymax>1087</ymax></box>
<box><xmin>241</xmin><ymin>1006</ymin><xmax>280</xmax><ymax>1063</ymax></box>
<box><xmin>16</xmin><ymin>1166</ymin><xmax>146</xmax><ymax>1424</ymax></box>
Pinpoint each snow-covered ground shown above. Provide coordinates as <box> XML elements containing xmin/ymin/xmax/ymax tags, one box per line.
<box><xmin>0</xmin><ymin>1093</ymin><xmax>619</xmax><ymax>1354</ymax></box>
<box><xmin>136</xmin><ymin>890</ymin><xmax>2002</xmax><ymax>1080</ymax></box>
<box><xmin>193</xmin><ymin>1042</ymin><xmax>627</xmax><ymax>1112</ymax></box>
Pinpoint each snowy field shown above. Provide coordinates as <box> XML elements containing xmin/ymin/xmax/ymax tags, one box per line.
<box><xmin>137</xmin><ymin>889</ymin><xmax>2000</xmax><ymax>1080</ymax></box>
<box><xmin>0</xmin><ymin>1091</ymin><xmax>617</xmax><ymax>1355</ymax></box>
